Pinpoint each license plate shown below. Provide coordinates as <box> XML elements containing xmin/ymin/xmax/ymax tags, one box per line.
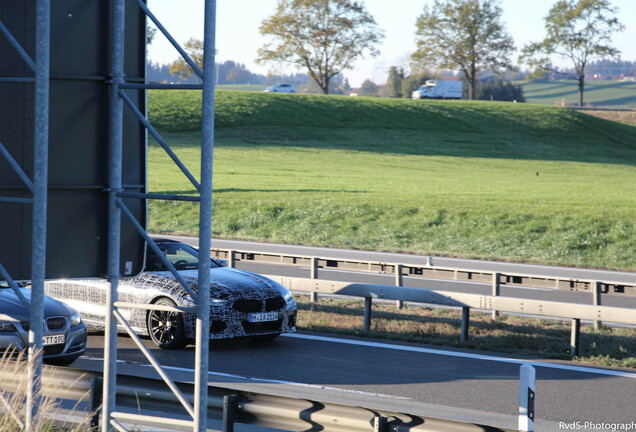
<box><xmin>249</xmin><ymin>312</ymin><xmax>278</xmax><ymax>323</ymax></box>
<box><xmin>43</xmin><ymin>334</ymin><xmax>65</xmax><ymax>346</ymax></box>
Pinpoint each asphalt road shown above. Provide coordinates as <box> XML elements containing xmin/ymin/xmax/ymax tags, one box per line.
<box><xmin>74</xmin><ymin>332</ymin><xmax>636</xmax><ymax>432</ymax></box>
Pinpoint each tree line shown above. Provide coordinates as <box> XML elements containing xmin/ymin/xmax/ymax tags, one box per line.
<box><xmin>256</xmin><ymin>0</ymin><xmax>624</xmax><ymax>106</ymax></box>
<box><xmin>158</xmin><ymin>0</ymin><xmax>626</xmax><ymax>106</ymax></box>
<box><xmin>148</xmin><ymin>59</ymin><xmax>309</xmax><ymax>86</ymax></box>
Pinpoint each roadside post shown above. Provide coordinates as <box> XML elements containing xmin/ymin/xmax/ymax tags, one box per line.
<box><xmin>519</xmin><ymin>363</ymin><xmax>536</xmax><ymax>431</ymax></box>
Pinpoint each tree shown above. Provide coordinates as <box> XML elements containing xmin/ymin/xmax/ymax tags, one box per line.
<box><xmin>519</xmin><ymin>0</ymin><xmax>624</xmax><ymax>107</ymax></box>
<box><xmin>169</xmin><ymin>38</ymin><xmax>204</xmax><ymax>83</ymax></box>
<box><xmin>358</xmin><ymin>79</ymin><xmax>379</xmax><ymax>97</ymax></box>
<box><xmin>411</xmin><ymin>0</ymin><xmax>515</xmax><ymax>100</ymax></box>
<box><xmin>386</xmin><ymin>66</ymin><xmax>405</xmax><ymax>98</ymax></box>
<box><xmin>475</xmin><ymin>80</ymin><xmax>525</xmax><ymax>102</ymax></box>
<box><xmin>257</xmin><ymin>0</ymin><xmax>384</xmax><ymax>95</ymax></box>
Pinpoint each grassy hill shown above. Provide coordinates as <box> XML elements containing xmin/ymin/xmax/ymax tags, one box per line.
<box><xmin>147</xmin><ymin>90</ymin><xmax>636</xmax><ymax>270</ymax></box>
<box><xmin>516</xmin><ymin>80</ymin><xmax>636</xmax><ymax>109</ymax></box>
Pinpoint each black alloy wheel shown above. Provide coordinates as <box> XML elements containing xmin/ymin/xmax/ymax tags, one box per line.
<box><xmin>147</xmin><ymin>297</ymin><xmax>187</xmax><ymax>349</ymax></box>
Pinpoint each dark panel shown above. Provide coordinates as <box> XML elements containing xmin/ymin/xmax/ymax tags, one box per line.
<box><xmin>0</xmin><ymin>0</ymin><xmax>147</xmax><ymax>280</ymax></box>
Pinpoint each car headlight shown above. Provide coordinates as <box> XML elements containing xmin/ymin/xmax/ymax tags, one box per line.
<box><xmin>210</xmin><ymin>299</ymin><xmax>228</xmax><ymax>306</ymax></box>
<box><xmin>70</xmin><ymin>311</ymin><xmax>82</xmax><ymax>327</ymax></box>
<box><xmin>0</xmin><ymin>320</ymin><xmax>15</xmax><ymax>332</ymax></box>
<box><xmin>284</xmin><ymin>292</ymin><xmax>295</xmax><ymax>306</ymax></box>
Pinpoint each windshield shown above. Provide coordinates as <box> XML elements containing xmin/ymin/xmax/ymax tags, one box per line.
<box><xmin>146</xmin><ymin>242</ymin><xmax>219</xmax><ymax>271</ymax></box>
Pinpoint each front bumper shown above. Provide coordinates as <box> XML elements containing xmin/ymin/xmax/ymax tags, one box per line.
<box><xmin>183</xmin><ymin>300</ymin><xmax>297</xmax><ymax>341</ymax></box>
<box><xmin>0</xmin><ymin>321</ymin><xmax>87</xmax><ymax>363</ymax></box>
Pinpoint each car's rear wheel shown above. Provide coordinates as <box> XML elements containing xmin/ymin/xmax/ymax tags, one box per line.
<box><xmin>147</xmin><ymin>297</ymin><xmax>187</xmax><ymax>349</ymax></box>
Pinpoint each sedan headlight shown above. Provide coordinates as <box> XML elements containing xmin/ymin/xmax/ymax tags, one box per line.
<box><xmin>70</xmin><ymin>311</ymin><xmax>82</xmax><ymax>327</ymax></box>
<box><xmin>0</xmin><ymin>320</ymin><xmax>15</xmax><ymax>332</ymax></box>
<box><xmin>210</xmin><ymin>299</ymin><xmax>228</xmax><ymax>306</ymax></box>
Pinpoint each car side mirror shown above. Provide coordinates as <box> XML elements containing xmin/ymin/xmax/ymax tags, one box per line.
<box><xmin>212</xmin><ymin>258</ymin><xmax>228</xmax><ymax>267</ymax></box>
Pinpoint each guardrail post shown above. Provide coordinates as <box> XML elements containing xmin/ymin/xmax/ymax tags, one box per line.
<box><xmin>228</xmin><ymin>250</ymin><xmax>236</xmax><ymax>268</ymax></box>
<box><xmin>395</xmin><ymin>264</ymin><xmax>404</xmax><ymax>309</ymax></box>
<box><xmin>519</xmin><ymin>364</ymin><xmax>536</xmax><ymax>432</ymax></box>
<box><xmin>570</xmin><ymin>318</ymin><xmax>580</xmax><ymax>357</ymax></box>
<box><xmin>310</xmin><ymin>257</ymin><xmax>318</xmax><ymax>302</ymax></box>
<box><xmin>460</xmin><ymin>307</ymin><xmax>470</xmax><ymax>343</ymax></box>
<box><xmin>90</xmin><ymin>377</ymin><xmax>103</xmax><ymax>430</ymax></box>
<box><xmin>374</xmin><ymin>415</ymin><xmax>388</xmax><ymax>432</ymax></box>
<box><xmin>223</xmin><ymin>394</ymin><xmax>237</xmax><ymax>432</ymax></box>
<box><xmin>592</xmin><ymin>281</ymin><xmax>601</xmax><ymax>330</ymax></box>
<box><xmin>364</xmin><ymin>297</ymin><xmax>372</xmax><ymax>332</ymax></box>
<box><xmin>492</xmin><ymin>272</ymin><xmax>501</xmax><ymax>319</ymax></box>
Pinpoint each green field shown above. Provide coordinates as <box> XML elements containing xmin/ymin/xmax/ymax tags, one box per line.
<box><xmin>516</xmin><ymin>80</ymin><xmax>636</xmax><ymax>109</ymax></box>
<box><xmin>216</xmin><ymin>84</ymin><xmax>266</xmax><ymax>92</ymax></box>
<box><xmin>147</xmin><ymin>90</ymin><xmax>636</xmax><ymax>271</ymax></box>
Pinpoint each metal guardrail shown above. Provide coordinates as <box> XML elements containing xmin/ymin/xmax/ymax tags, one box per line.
<box><xmin>265</xmin><ymin>276</ymin><xmax>636</xmax><ymax>326</ymax></box>
<box><xmin>209</xmin><ymin>247</ymin><xmax>635</xmax><ymax>354</ymax></box>
<box><xmin>209</xmin><ymin>248</ymin><xmax>636</xmax><ymax>297</ymax></box>
<box><xmin>0</xmin><ymin>366</ymin><xmax>519</xmax><ymax>432</ymax></box>
<box><xmin>264</xmin><ymin>275</ymin><xmax>636</xmax><ymax>357</ymax></box>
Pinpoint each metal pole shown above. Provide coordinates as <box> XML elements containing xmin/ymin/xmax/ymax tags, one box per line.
<box><xmin>26</xmin><ymin>1</ymin><xmax>50</xmax><ymax>429</ymax></box>
<box><xmin>363</xmin><ymin>297</ymin><xmax>372</xmax><ymax>332</ymax></box>
<box><xmin>492</xmin><ymin>272</ymin><xmax>500</xmax><ymax>319</ymax></box>
<box><xmin>460</xmin><ymin>307</ymin><xmax>470</xmax><ymax>343</ymax></box>
<box><xmin>592</xmin><ymin>281</ymin><xmax>601</xmax><ymax>330</ymax></box>
<box><xmin>222</xmin><ymin>395</ymin><xmax>237</xmax><ymax>432</ymax></box>
<box><xmin>103</xmin><ymin>0</ymin><xmax>125</xmax><ymax>430</ymax></box>
<box><xmin>374</xmin><ymin>415</ymin><xmax>388</xmax><ymax>432</ymax></box>
<box><xmin>310</xmin><ymin>257</ymin><xmax>318</xmax><ymax>302</ymax></box>
<box><xmin>395</xmin><ymin>264</ymin><xmax>403</xmax><ymax>309</ymax></box>
<box><xmin>194</xmin><ymin>1</ymin><xmax>216</xmax><ymax>430</ymax></box>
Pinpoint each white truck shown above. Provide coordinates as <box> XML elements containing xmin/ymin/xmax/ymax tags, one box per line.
<box><xmin>411</xmin><ymin>80</ymin><xmax>463</xmax><ymax>100</ymax></box>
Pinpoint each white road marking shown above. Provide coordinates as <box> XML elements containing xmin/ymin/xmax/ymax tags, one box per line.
<box><xmin>282</xmin><ymin>333</ymin><xmax>636</xmax><ymax>379</ymax></box>
<box><xmin>81</xmin><ymin>357</ymin><xmax>412</xmax><ymax>401</ymax></box>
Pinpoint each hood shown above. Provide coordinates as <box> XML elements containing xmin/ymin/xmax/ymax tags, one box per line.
<box><xmin>158</xmin><ymin>267</ymin><xmax>287</xmax><ymax>298</ymax></box>
<box><xmin>0</xmin><ymin>288</ymin><xmax>73</xmax><ymax>320</ymax></box>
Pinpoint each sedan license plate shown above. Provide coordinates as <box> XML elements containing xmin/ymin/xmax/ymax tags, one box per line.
<box><xmin>249</xmin><ymin>312</ymin><xmax>278</xmax><ymax>323</ymax></box>
<box><xmin>43</xmin><ymin>334</ymin><xmax>65</xmax><ymax>346</ymax></box>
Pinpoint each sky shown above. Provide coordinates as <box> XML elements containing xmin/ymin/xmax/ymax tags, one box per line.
<box><xmin>146</xmin><ymin>0</ymin><xmax>636</xmax><ymax>87</ymax></box>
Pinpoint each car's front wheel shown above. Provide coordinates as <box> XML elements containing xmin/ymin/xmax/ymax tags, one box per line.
<box><xmin>147</xmin><ymin>297</ymin><xmax>187</xmax><ymax>349</ymax></box>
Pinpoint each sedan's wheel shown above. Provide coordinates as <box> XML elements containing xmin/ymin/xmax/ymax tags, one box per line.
<box><xmin>147</xmin><ymin>298</ymin><xmax>187</xmax><ymax>349</ymax></box>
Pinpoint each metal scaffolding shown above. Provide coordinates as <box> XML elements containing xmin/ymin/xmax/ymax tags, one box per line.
<box><xmin>0</xmin><ymin>0</ymin><xmax>216</xmax><ymax>430</ymax></box>
<box><xmin>0</xmin><ymin>0</ymin><xmax>50</xmax><ymax>429</ymax></box>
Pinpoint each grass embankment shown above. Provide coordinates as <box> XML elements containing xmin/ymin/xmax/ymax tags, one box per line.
<box><xmin>147</xmin><ymin>90</ymin><xmax>636</xmax><ymax>271</ymax></box>
<box><xmin>295</xmin><ymin>296</ymin><xmax>636</xmax><ymax>368</ymax></box>
<box><xmin>516</xmin><ymin>80</ymin><xmax>636</xmax><ymax>109</ymax></box>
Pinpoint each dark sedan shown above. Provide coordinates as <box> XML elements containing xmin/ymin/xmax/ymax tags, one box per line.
<box><xmin>0</xmin><ymin>284</ymin><xmax>87</xmax><ymax>365</ymax></box>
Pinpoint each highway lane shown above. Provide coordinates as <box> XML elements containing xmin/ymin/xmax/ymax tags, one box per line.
<box><xmin>162</xmin><ymin>235</ymin><xmax>636</xmax><ymax>285</ymax></box>
<box><xmin>158</xmin><ymin>235</ymin><xmax>636</xmax><ymax>310</ymax></box>
<box><xmin>75</xmin><ymin>332</ymin><xmax>636</xmax><ymax>432</ymax></box>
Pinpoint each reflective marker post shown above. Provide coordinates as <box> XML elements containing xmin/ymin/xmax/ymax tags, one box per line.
<box><xmin>519</xmin><ymin>363</ymin><xmax>536</xmax><ymax>432</ymax></box>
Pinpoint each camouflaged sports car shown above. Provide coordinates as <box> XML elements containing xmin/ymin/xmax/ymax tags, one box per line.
<box><xmin>44</xmin><ymin>240</ymin><xmax>297</xmax><ymax>349</ymax></box>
